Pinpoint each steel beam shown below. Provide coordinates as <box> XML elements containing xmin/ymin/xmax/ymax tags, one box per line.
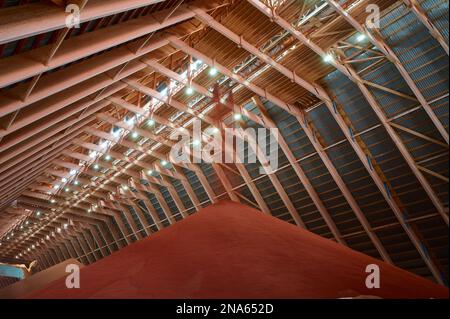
<box><xmin>326</xmin><ymin>0</ymin><xmax>449</xmax><ymax>144</ymax></box>
<box><xmin>0</xmin><ymin>0</ymin><xmax>166</xmax><ymax>44</ymax></box>
<box><xmin>403</xmin><ymin>0</ymin><xmax>449</xmax><ymax>55</ymax></box>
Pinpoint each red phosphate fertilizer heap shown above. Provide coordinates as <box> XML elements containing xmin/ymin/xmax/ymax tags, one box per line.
<box><xmin>28</xmin><ymin>201</ymin><xmax>448</xmax><ymax>299</ymax></box>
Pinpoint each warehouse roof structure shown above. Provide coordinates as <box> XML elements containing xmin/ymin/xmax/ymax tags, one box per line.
<box><xmin>0</xmin><ymin>0</ymin><xmax>448</xmax><ymax>289</ymax></box>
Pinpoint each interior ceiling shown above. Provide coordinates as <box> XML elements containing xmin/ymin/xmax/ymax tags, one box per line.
<box><xmin>0</xmin><ymin>0</ymin><xmax>448</xmax><ymax>288</ymax></box>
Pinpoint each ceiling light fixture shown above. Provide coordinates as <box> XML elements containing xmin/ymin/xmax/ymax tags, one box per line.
<box><xmin>185</xmin><ymin>87</ymin><xmax>194</xmax><ymax>95</ymax></box>
<box><xmin>209</xmin><ymin>67</ymin><xmax>218</xmax><ymax>76</ymax></box>
<box><xmin>356</xmin><ymin>33</ymin><xmax>367</xmax><ymax>42</ymax></box>
<box><xmin>112</xmin><ymin>128</ymin><xmax>121</xmax><ymax>137</ymax></box>
<box><xmin>125</xmin><ymin>117</ymin><xmax>135</xmax><ymax>127</ymax></box>
<box><xmin>323</xmin><ymin>54</ymin><xmax>334</xmax><ymax>63</ymax></box>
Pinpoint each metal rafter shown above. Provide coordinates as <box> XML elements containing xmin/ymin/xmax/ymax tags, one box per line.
<box><xmin>403</xmin><ymin>0</ymin><xmax>449</xmax><ymax>55</ymax></box>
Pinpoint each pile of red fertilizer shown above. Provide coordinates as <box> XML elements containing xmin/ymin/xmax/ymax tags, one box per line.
<box><xmin>28</xmin><ymin>201</ymin><xmax>448</xmax><ymax>299</ymax></box>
